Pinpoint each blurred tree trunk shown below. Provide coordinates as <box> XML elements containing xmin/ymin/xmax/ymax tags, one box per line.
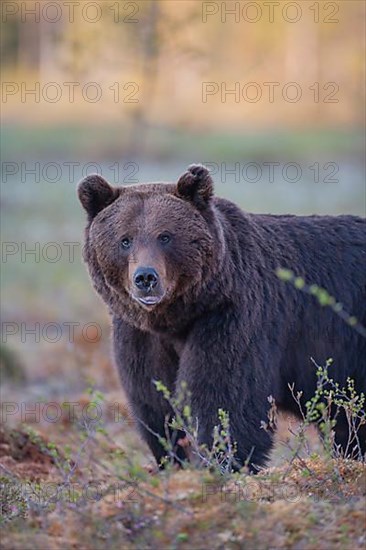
<box><xmin>18</xmin><ymin>20</ymin><xmax>40</xmax><ymax>71</ymax></box>
<box><xmin>285</xmin><ymin>11</ymin><xmax>319</xmax><ymax>83</ymax></box>
<box><xmin>128</xmin><ymin>0</ymin><xmax>160</xmax><ymax>155</ymax></box>
<box><xmin>39</xmin><ymin>19</ymin><xmax>62</xmax><ymax>80</ymax></box>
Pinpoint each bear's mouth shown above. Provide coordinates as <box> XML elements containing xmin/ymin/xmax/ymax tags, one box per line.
<box><xmin>133</xmin><ymin>295</ymin><xmax>163</xmax><ymax>309</ymax></box>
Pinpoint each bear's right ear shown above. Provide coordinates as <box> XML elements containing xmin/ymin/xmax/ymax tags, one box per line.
<box><xmin>77</xmin><ymin>175</ymin><xmax>120</xmax><ymax>220</ymax></box>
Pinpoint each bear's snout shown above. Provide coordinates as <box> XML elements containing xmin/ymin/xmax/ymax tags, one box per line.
<box><xmin>131</xmin><ymin>265</ymin><xmax>165</xmax><ymax>309</ymax></box>
<box><xmin>133</xmin><ymin>267</ymin><xmax>159</xmax><ymax>291</ymax></box>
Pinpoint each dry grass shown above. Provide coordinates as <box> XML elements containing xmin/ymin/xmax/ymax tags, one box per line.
<box><xmin>1</xmin><ymin>389</ymin><xmax>365</xmax><ymax>550</ymax></box>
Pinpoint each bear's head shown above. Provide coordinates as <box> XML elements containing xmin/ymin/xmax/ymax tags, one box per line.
<box><xmin>78</xmin><ymin>165</ymin><xmax>225</xmax><ymax>324</ymax></box>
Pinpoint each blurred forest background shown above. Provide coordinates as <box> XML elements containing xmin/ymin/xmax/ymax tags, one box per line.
<box><xmin>1</xmin><ymin>2</ymin><xmax>366</xmax><ymax>547</ymax></box>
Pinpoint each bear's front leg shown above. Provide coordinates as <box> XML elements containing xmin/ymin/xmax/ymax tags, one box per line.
<box><xmin>113</xmin><ymin>318</ymin><xmax>187</xmax><ymax>467</ymax></box>
<box><xmin>177</xmin><ymin>308</ymin><xmax>274</xmax><ymax>472</ymax></box>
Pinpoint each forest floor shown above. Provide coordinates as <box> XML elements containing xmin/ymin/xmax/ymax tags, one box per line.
<box><xmin>1</xmin><ymin>386</ymin><xmax>365</xmax><ymax>550</ymax></box>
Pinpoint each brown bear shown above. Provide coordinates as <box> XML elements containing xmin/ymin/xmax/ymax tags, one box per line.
<box><xmin>78</xmin><ymin>164</ymin><xmax>366</xmax><ymax>471</ymax></box>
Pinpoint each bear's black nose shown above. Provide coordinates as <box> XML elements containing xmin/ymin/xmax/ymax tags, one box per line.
<box><xmin>134</xmin><ymin>267</ymin><xmax>158</xmax><ymax>290</ymax></box>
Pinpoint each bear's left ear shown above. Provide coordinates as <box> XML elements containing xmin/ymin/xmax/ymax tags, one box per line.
<box><xmin>176</xmin><ymin>164</ymin><xmax>214</xmax><ymax>209</ymax></box>
<box><xmin>78</xmin><ymin>175</ymin><xmax>121</xmax><ymax>221</ymax></box>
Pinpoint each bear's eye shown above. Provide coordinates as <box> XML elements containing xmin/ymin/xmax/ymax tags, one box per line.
<box><xmin>121</xmin><ymin>237</ymin><xmax>132</xmax><ymax>250</ymax></box>
<box><xmin>158</xmin><ymin>233</ymin><xmax>171</xmax><ymax>245</ymax></box>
